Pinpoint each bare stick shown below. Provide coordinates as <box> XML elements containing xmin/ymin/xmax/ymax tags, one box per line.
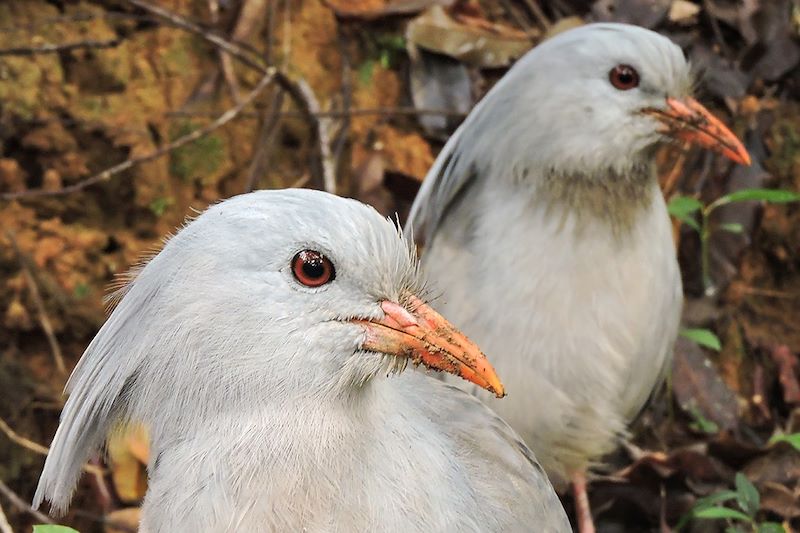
<box><xmin>0</xmin><ymin>416</ymin><xmax>105</xmax><ymax>476</ymax></box>
<box><xmin>295</xmin><ymin>79</ymin><xmax>336</xmax><ymax>193</ymax></box>
<box><xmin>0</xmin><ymin>39</ymin><xmax>120</xmax><ymax>56</ymax></box>
<box><xmin>124</xmin><ymin>0</ymin><xmax>268</xmax><ymax>73</ymax></box>
<box><xmin>0</xmin><ymin>480</ymin><xmax>54</xmax><ymax>525</ymax></box>
<box><xmin>6</xmin><ymin>233</ymin><xmax>66</xmax><ymax>375</ymax></box>
<box><xmin>244</xmin><ymin>89</ymin><xmax>285</xmax><ymax>192</ymax></box>
<box><xmin>0</xmin><ymin>500</ymin><xmax>13</xmax><ymax>533</ymax></box>
<box><xmin>0</xmin><ymin>416</ymin><xmax>50</xmax><ymax>456</ymax></box>
<box><xmin>199</xmin><ymin>107</ymin><xmax>464</xmax><ymax>119</ymax></box>
<box><xmin>1</xmin><ymin>70</ymin><xmax>275</xmax><ymax>201</ymax></box>
<box><xmin>521</xmin><ymin>0</ymin><xmax>551</xmax><ymax>30</ymax></box>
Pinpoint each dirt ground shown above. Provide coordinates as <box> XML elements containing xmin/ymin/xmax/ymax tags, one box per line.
<box><xmin>0</xmin><ymin>1</ymin><xmax>799</xmax><ymax>532</ymax></box>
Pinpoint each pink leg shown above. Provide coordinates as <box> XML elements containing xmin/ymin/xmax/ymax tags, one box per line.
<box><xmin>572</xmin><ymin>471</ymin><xmax>595</xmax><ymax>533</ymax></box>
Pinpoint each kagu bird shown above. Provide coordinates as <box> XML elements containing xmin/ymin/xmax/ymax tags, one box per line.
<box><xmin>407</xmin><ymin>23</ymin><xmax>750</xmax><ymax>532</ymax></box>
<box><xmin>34</xmin><ymin>189</ymin><xmax>570</xmax><ymax>532</ymax></box>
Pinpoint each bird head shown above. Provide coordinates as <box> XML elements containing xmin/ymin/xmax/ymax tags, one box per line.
<box><xmin>465</xmin><ymin>23</ymin><xmax>749</xmax><ymax>181</ymax></box>
<box><xmin>99</xmin><ymin>189</ymin><xmax>503</xmax><ymax>417</ymax></box>
<box><xmin>34</xmin><ymin>189</ymin><xmax>503</xmax><ymax>514</ymax></box>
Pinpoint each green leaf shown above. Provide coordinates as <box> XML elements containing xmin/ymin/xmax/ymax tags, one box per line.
<box><xmin>668</xmin><ymin>195</ymin><xmax>703</xmax><ymax>231</ymax></box>
<box><xmin>680</xmin><ymin>328</ymin><xmax>722</xmax><ymax>351</ymax></box>
<box><xmin>675</xmin><ymin>490</ymin><xmax>739</xmax><ymax>531</ymax></box>
<box><xmin>694</xmin><ymin>506</ymin><xmax>753</xmax><ymax>522</ymax></box>
<box><xmin>734</xmin><ymin>472</ymin><xmax>759</xmax><ymax>517</ymax></box>
<box><xmin>725</xmin><ymin>526</ymin><xmax>749</xmax><ymax>533</ymax></box>
<box><xmin>358</xmin><ymin>60</ymin><xmax>375</xmax><ymax>84</ymax></box>
<box><xmin>33</xmin><ymin>526</ymin><xmax>81</xmax><ymax>533</ymax></box>
<box><xmin>719</xmin><ymin>222</ymin><xmax>744</xmax><ymax>234</ymax></box>
<box><xmin>716</xmin><ymin>188</ymin><xmax>800</xmax><ymax>206</ymax></box>
<box><xmin>757</xmin><ymin>522</ymin><xmax>787</xmax><ymax>533</ymax></box>
<box><xmin>688</xmin><ymin>405</ymin><xmax>720</xmax><ymax>434</ymax></box>
<box><xmin>768</xmin><ymin>432</ymin><xmax>800</xmax><ymax>452</ymax></box>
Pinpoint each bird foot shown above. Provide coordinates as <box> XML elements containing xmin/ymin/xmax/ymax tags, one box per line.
<box><xmin>571</xmin><ymin>471</ymin><xmax>595</xmax><ymax>533</ymax></box>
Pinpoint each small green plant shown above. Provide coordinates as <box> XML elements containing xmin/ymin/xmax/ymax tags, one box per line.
<box><xmin>676</xmin><ymin>473</ymin><xmax>785</xmax><ymax>532</ymax></box>
<box><xmin>668</xmin><ymin>188</ymin><xmax>800</xmax><ymax>295</ymax></box>
<box><xmin>680</xmin><ymin>327</ymin><xmax>722</xmax><ymax>351</ymax></box>
<box><xmin>768</xmin><ymin>432</ymin><xmax>800</xmax><ymax>452</ymax></box>
<box><xmin>33</xmin><ymin>526</ymin><xmax>81</xmax><ymax>533</ymax></box>
<box><xmin>358</xmin><ymin>33</ymin><xmax>406</xmax><ymax>84</ymax></box>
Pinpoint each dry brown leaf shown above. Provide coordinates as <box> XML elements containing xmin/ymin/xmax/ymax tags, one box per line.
<box><xmin>107</xmin><ymin>424</ymin><xmax>149</xmax><ymax>503</ymax></box>
<box><xmin>672</xmin><ymin>337</ymin><xmax>740</xmax><ymax>433</ymax></box>
<box><xmin>771</xmin><ymin>345</ymin><xmax>800</xmax><ymax>405</ymax></box>
<box><xmin>323</xmin><ymin>0</ymin><xmax>453</xmax><ymax>20</ymax></box>
<box><xmin>406</xmin><ymin>6</ymin><xmax>533</xmax><ymax>67</ymax></box>
<box><xmin>668</xmin><ymin>0</ymin><xmax>700</xmax><ymax>23</ymax></box>
<box><xmin>105</xmin><ymin>507</ymin><xmax>141</xmax><ymax>533</ymax></box>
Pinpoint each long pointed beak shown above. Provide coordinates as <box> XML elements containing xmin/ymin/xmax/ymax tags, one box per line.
<box><xmin>352</xmin><ymin>296</ymin><xmax>505</xmax><ymax>398</ymax></box>
<box><xmin>643</xmin><ymin>97</ymin><xmax>751</xmax><ymax>166</ymax></box>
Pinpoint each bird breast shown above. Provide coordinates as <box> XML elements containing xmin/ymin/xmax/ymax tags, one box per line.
<box><xmin>422</xmin><ymin>177</ymin><xmax>683</xmax><ymax>480</ymax></box>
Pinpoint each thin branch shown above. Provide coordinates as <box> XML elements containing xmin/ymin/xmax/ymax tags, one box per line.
<box><xmin>0</xmin><ymin>416</ymin><xmax>105</xmax><ymax>477</ymax></box>
<box><xmin>244</xmin><ymin>89</ymin><xmax>285</xmax><ymax>192</ymax></box>
<box><xmin>167</xmin><ymin>106</ymin><xmax>468</xmax><ymax>120</ymax></box>
<box><xmin>124</xmin><ymin>0</ymin><xmax>268</xmax><ymax>73</ymax></box>
<box><xmin>295</xmin><ymin>79</ymin><xmax>336</xmax><ymax>193</ymax></box>
<box><xmin>0</xmin><ymin>416</ymin><xmax>50</xmax><ymax>457</ymax></box>
<box><xmin>332</xmin><ymin>25</ymin><xmax>352</xmax><ymax>177</ymax></box>
<box><xmin>0</xmin><ymin>480</ymin><xmax>54</xmax><ymax>525</ymax></box>
<box><xmin>2</xmin><ymin>70</ymin><xmax>275</xmax><ymax>201</ymax></box>
<box><xmin>0</xmin><ymin>500</ymin><xmax>12</xmax><ymax>533</ymax></box>
<box><xmin>0</xmin><ymin>39</ymin><xmax>121</xmax><ymax>56</ymax></box>
<box><xmin>6</xmin><ymin>233</ymin><xmax>66</xmax><ymax>375</ymax></box>
<box><xmin>521</xmin><ymin>0</ymin><xmax>551</xmax><ymax>30</ymax></box>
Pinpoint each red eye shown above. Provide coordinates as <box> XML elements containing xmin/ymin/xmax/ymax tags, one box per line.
<box><xmin>292</xmin><ymin>250</ymin><xmax>335</xmax><ymax>287</ymax></box>
<box><xmin>609</xmin><ymin>64</ymin><xmax>640</xmax><ymax>90</ymax></box>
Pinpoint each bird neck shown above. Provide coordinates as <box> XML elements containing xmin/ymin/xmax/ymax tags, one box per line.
<box><xmin>529</xmin><ymin>159</ymin><xmax>656</xmax><ymax>238</ymax></box>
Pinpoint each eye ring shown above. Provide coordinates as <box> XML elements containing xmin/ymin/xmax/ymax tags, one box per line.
<box><xmin>609</xmin><ymin>64</ymin><xmax>640</xmax><ymax>90</ymax></box>
<box><xmin>291</xmin><ymin>250</ymin><xmax>335</xmax><ymax>287</ymax></box>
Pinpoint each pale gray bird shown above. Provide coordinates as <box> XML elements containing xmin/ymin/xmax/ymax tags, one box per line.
<box><xmin>34</xmin><ymin>189</ymin><xmax>570</xmax><ymax>532</ymax></box>
<box><xmin>407</xmin><ymin>23</ymin><xmax>750</xmax><ymax>532</ymax></box>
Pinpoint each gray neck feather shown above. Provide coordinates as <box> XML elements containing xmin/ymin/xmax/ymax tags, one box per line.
<box><xmin>530</xmin><ymin>160</ymin><xmax>656</xmax><ymax>239</ymax></box>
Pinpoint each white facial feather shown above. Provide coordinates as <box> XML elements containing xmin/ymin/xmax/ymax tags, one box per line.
<box><xmin>34</xmin><ymin>188</ymin><xmax>422</xmax><ymax>514</ymax></box>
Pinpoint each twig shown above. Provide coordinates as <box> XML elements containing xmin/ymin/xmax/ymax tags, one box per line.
<box><xmin>521</xmin><ymin>0</ymin><xmax>551</xmax><ymax>30</ymax></box>
<box><xmin>0</xmin><ymin>416</ymin><xmax>105</xmax><ymax>476</ymax></box>
<box><xmin>1</xmin><ymin>70</ymin><xmax>275</xmax><ymax>201</ymax></box>
<box><xmin>6</xmin><ymin>232</ymin><xmax>66</xmax><ymax>375</ymax></box>
<box><xmin>332</xmin><ymin>25</ymin><xmax>352</xmax><ymax>179</ymax></box>
<box><xmin>121</xmin><ymin>0</ymin><xmax>334</xmax><ymax>192</ymax></box>
<box><xmin>499</xmin><ymin>0</ymin><xmax>533</xmax><ymax>33</ymax></box>
<box><xmin>0</xmin><ymin>416</ymin><xmax>50</xmax><ymax>456</ymax></box>
<box><xmin>123</xmin><ymin>0</ymin><xmax>267</xmax><ymax>73</ymax></box>
<box><xmin>167</xmin><ymin>107</ymin><xmax>468</xmax><ymax>120</ymax></box>
<box><xmin>0</xmin><ymin>480</ymin><xmax>54</xmax><ymax>525</ymax></box>
<box><xmin>244</xmin><ymin>89</ymin><xmax>285</xmax><ymax>192</ymax></box>
<box><xmin>0</xmin><ymin>39</ymin><xmax>120</xmax><ymax>56</ymax></box>
<box><xmin>702</xmin><ymin>0</ymin><xmax>731</xmax><ymax>59</ymax></box>
<box><xmin>0</xmin><ymin>501</ymin><xmax>13</xmax><ymax>533</ymax></box>
<box><xmin>295</xmin><ymin>79</ymin><xmax>336</xmax><ymax>193</ymax></box>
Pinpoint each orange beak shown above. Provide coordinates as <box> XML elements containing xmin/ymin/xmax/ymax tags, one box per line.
<box><xmin>353</xmin><ymin>296</ymin><xmax>505</xmax><ymax>398</ymax></box>
<box><xmin>643</xmin><ymin>97</ymin><xmax>751</xmax><ymax>166</ymax></box>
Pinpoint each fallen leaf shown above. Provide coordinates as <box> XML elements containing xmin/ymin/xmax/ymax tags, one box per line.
<box><xmin>107</xmin><ymin>424</ymin><xmax>149</xmax><ymax>503</ymax></box>
<box><xmin>672</xmin><ymin>337</ymin><xmax>740</xmax><ymax>433</ymax></box>
<box><xmin>407</xmin><ymin>42</ymin><xmax>472</xmax><ymax>138</ymax></box>
<box><xmin>770</xmin><ymin>345</ymin><xmax>800</xmax><ymax>405</ymax></box>
<box><xmin>406</xmin><ymin>6</ymin><xmax>533</xmax><ymax>67</ymax></box>
<box><xmin>668</xmin><ymin>0</ymin><xmax>700</xmax><ymax>24</ymax></box>
<box><xmin>323</xmin><ymin>0</ymin><xmax>453</xmax><ymax>20</ymax></box>
<box><xmin>104</xmin><ymin>507</ymin><xmax>141</xmax><ymax>533</ymax></box>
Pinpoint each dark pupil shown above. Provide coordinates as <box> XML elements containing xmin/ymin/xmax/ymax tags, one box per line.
<box><xmin>302</xmin><ymin>256</ymin><xmax>325</xmax><ymax>279</ymax></box>
<box><xmin>618</xmin><ymin>69</ymin><xmax>633</xmax><ymax>84</ymax></box>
